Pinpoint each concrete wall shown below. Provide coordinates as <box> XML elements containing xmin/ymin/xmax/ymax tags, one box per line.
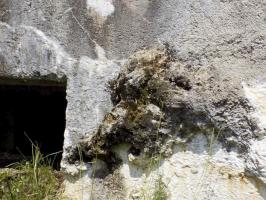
<box><xmin>1</xmin><ymin>0</ymin><xmax>266</xmax><ymax>199</ymax></box>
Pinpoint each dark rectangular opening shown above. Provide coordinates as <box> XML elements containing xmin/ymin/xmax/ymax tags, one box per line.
<box><xmin>0</xmin><ymin>79</ymin><xmax>67</xmax><ymax>170</ymax></box>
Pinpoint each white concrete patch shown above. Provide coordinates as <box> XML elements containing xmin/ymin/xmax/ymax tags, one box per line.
<box><xmin>117</xmin><ymin>145</ymin><xmax>262</xmax><ymax>200</ymax></box>
<box><xmin>62</xmin><ymin>141</ymin><xmax>263</xmax><ymax>200</ymax></box>
<box><xmin>95</xmin><ymin>43</ymin><xmax>107</xmax><ymax>61</ymax></box>
<box><xmin>62</xmin><ymin>54</ymin><xmax>120</xmax><ymax>150</ymax></box>
<box><xmin>242</xmin><ymin>82</ymin><xmax>266</xmax><ymax>131</ymax></box>
<box><xmin>86</xmin><ymin>0</ymin><xmax>114</xmax><ymax>17</ymax></box>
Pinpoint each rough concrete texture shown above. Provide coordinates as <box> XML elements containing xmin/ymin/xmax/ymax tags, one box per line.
<box><xmin>1</xmin><ymin>0</ymin><xmax>266</xmax><ymax>199</ymax></box>
<box><xmin>62</xmin><ymin>48</ymin><xmax>266</xmax><ymax>199</ymax></box>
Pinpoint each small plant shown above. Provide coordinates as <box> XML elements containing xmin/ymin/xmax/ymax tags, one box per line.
<box><xmin>151</xmin><ymin>176</ymin><xmax>168</xmax><ymax>200</ymax></box>
<box><xmin>0</xmin><ymin>140</ymin><xmax>62</xmax><ymax>200</ymax></box>
<box><xmin>192</xmin><ymin>129</ymin><xmax>222</xmax><ymax>200</ymax></box>
<box><xmin>137</xmin><ymin>175</ymin><xmax>168</xmax><ymax>200</ymax></box>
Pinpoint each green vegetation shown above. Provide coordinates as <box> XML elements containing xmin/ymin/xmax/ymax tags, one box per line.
<box><xmin>137</xmin><ymin>173</ymin><xmax>168</xmax><ymax>200</ymax></box>
<box><xmin>138</xmin><ymin>108</ymin><xmax>168</xmax><ymax>200</ymax></box>
<box><xmin>151</xmin><ymin>176</ymin><xmax>168</xmax><ymax>200</ymax></box>
<box><xmin>0</xmin><ymin>143</ymin><xmax>63</xmax><ymax>200</ymax></box>
<box><xmin>192</xmin><ymin>129</ymin><xmax>222</xmax><ymax>200</ymax></box>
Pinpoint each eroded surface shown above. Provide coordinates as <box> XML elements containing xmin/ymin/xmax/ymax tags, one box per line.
<box><xmin>63</xmin><ymin>48</ymin><xmax>266</xmax><ymax>199</ymax></box>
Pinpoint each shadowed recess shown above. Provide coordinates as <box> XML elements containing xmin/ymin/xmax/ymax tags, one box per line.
<box><xmin>0</xmin><ymin>79</ymin><xmax>67</xmax><ymax>170</ymax></box>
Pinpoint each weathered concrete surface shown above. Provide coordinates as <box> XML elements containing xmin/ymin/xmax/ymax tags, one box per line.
<box><xmin>61</xmin><ymin>48</ymin><xmax>266</xmax><ymax>200</ymax></box>
<box><xmin>1</xmin><ymin>0</ymin><xmax>266</xmax><ymax>199</ymax></box>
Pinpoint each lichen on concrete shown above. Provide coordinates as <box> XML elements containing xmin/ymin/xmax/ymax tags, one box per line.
<box><xmin>60</xmin><ymin>45</ymin><xmax>266</xmax><ymax>199</ymax></box>
<box><xmin>67</xmin><ymin>46</ymin><xmax>254</xmax><ymax>172</ymax></box>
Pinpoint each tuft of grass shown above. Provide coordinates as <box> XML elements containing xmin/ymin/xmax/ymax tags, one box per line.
<box><xmin>151</xmin><ymin>176</ymin><xmax>168</xmax><ymax>200</ymax></box>
<box><xmin>0</xmin><ymin>144</ymin><xmax>62</xmax><ymax>200</ymax></box>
